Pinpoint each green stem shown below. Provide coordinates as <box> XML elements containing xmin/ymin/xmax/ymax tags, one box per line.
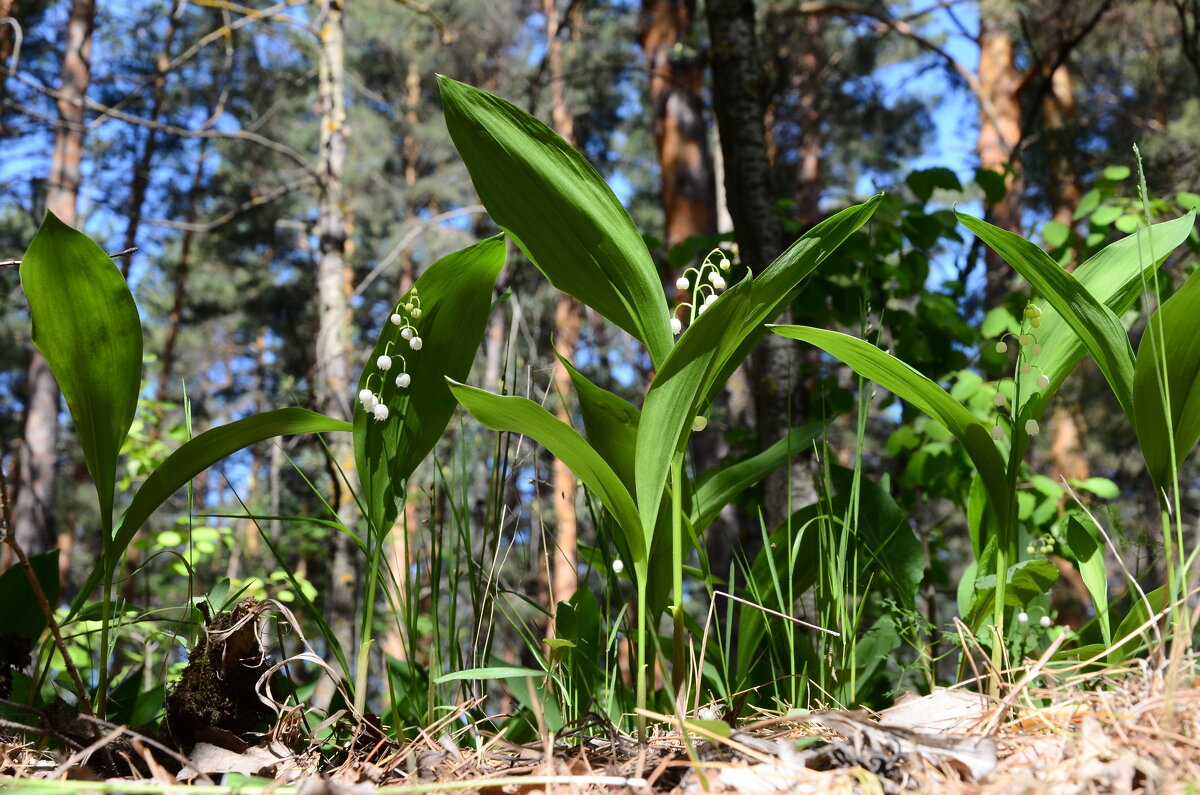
<box><xmin>635</xmin><ymin>574</ymin><xmax>647</xmax><ymax>742</ymax></box>
<box><xmin>670</xmin><ymin>454</ymin><xmax>685</xmax><ymax>696</ymax></box>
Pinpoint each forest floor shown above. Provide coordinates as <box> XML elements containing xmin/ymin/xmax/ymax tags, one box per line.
<box><xmin>4</xmin><ymin>651</ymin><xmax>1200</xmax><ymax>795</ymax></box>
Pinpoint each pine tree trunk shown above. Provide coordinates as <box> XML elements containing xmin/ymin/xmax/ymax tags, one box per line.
<box><xmin>977</xmin><ymin>0</ymin><xmax>1023</xmax><ymax>308</ymax></box>
<box><xmin>15</xmin><ymin>0</ymin><xmax>94</xmax><ymax>560</ymax></box>
<box><xmin>545</xmin><ymin>0</ymin><xmax>579</xmax><ymax>627</ymax></box>
<box><xmin>706</xmin><ymin>0</ymin><xmax>812</xmax><ymax>530</ymax></box>
<box><xmin>312</xmin><ymin>0</ymin><xmax>358</xmax><ymax>703</ymax></box>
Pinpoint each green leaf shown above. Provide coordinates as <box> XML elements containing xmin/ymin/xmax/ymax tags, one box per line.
<box><xmin>448</xmin><ymin>381</ymin><xmax>645</xmax><ymax>566</ymax></box>
<box><xmin>704</xmin><ymin>197</ymin><xmax>882</xmax><ymax>402</ymax></box>
<box><xmin>1110</xmin><ymin>584</ymin><xmax>1168</xmax><ymax>663</ymax></box>
<box><xmin>1022</xmin><ymin>213</ymin><xmax>1194</xmax><ymax>420</ymax></box>
<box><xmin>1176</xmin><ymin>191</ymin><xmax>1200</xmax><ymax>212</ymax></box>
<box><xmin>20</xmin><ymin>213</ymin><xmax>142</xmax><ymax>528</ymax></box>
<box><xmin>1064</xmin><ymin>515</ymin><xmax>1110</xmax><ymax>646</ymax></box>
<box><xmin>0</xmin><ymin>550</ymin><xmax>59</xmax><ymax>640</ymax></box>
<box><xmin>1042</xmin><ymin>220</ymin><xmax>1071</xmax><ymax>249</ymax></box>
<box><xmin>689</xmin><ymin>421</ymin><xmax>827</xmax><ymax>532</ymax></box>
<box><xmin>906</xmin><ymin>167</ymin><xmax>962</xmax><ymax>203</ymax></box>
<box><xmin>771</xmin><ymin>326</ymin><xmax>1010</xmax><ymax>529</ymax></box>
<box><xmin>354</xmin><ymin>237</ymin><xmax>505</xmax><ymax>532</ymax></box>
<box><xmin>1074</xmin><ymin>189</ymin><xmax>1101</xmax><ymax>220</ymax></box>
<box><xmin>433</xmin><ymin>666</ymin><xmax>546</xmax><ymax>683</ymax></box>
<box><xmin>1132</xmin><ymin>267</ymin><xmax>1200</xmax><ymax>497</ymax></box>
<box><xmin>69</xmin><ymin>408</ymin><xmax>350</xmax><ymax>617</ymax></box>
<box><xmin>1090</xmin><ymin>205</ymin><xmax>1122</xmax><ymax>227</ymax></box>
<box><xmin>973</xmin><ymin>559</ymin><xmax>1058</xmax><ymax>607</ymax></box>
<box><xmin>1103</xmin><ymin>165</ymin><xmax>1132</xmax><ymax>181</ymax></box>
<box><xmin>1070</xmin><ymin>477</ymin><xmax>1120</xmax><ymax>500</ymax></box>
<box><xmin>438</xmin><ymin>76</ymin><xmax>672</xmax><ymax>368</ymax></box>
<box><xmin>974</xmin><ymin>168</ymin><xmax>1007</xmax><ymax>204</ymax></box>
<box><xmin>958</xmin><ymin>213</ymin><xmax>1138</xmax><ymax>422</ymax></box>
<box><xmin>637</xmin><ymin>280</ymin><xmax>753</xmax><ymax>541</ymax></box>
<box><xmin>559</xmin><ymin>353</ymin><xmax>640</xmax><ymax>492</ymax></box>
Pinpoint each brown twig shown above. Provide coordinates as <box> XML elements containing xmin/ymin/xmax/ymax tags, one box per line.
<box><xmin>0</xmin><ymin>246</ymin><xmax>137</xmax><ymax>269</ymax></box>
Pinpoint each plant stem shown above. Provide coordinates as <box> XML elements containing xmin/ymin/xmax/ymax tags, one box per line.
<box><xmin>635</xmin><ymin>575</ymin><xmax>647</xmax><ymax>742</ymax></box>
<box><xmin>670</xmin><ymin>454</ymin><xmax>685</xmax><ymax>696</ymax></box>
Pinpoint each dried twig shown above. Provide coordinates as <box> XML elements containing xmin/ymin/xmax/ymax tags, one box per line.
<box><xmin>0</xmin><ymin>246</ymin><xmax>137</xmax><ymax>269</ymax></box>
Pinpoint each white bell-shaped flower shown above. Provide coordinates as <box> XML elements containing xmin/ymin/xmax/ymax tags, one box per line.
<box><xmin>675</xmin><ymin>276</ymin><xmax>689</xmax><ymax>291</ymax></box>
<box><xmin>401</xmin><ymin>327</ymin><xmax>414</xmax><ymax>340</ymax></box>
<box><xmin>390</xmin><ymin>313</ymin><xmax>402</xmax><ymax>326</ymax></box>
<box><xmin>670</xmin><ymin>317</ymin><xmax>682</xmax><ymax>335</ymax></box>
<box><xmin>395</xmin><ymin>372</ymin><xmax>411</xmax><ymax>388</ymax></box>
<box><xmin>377</xmin><ymin>354</ymin><xmax>393</xmax><ymax>371</ymax></box>
<box><xmin>409</xmin><ymin>336</ymin><xmax>423</xmax><ymax>351</ymax></box>
<box><xmin>373</xmin><ymin>403</ymin><xmax>389</xmax><ymax>421</ymax></box>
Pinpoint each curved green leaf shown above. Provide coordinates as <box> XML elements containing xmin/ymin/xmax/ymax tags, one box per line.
<box><xmin>705</xmin><ymin>197</ymin><xmax>883</xmax><ymax>402</ymax></box>
<box><xmin>354</xmin><ymin>236</ymin><xmax>505</xmax><ymax>532</ymax></box>
<box><xmin>448</xmin><ymin>380</ymin><xmax>645</xmax><ymax>566</ymax></box>
<box><xmin>439</xmin><ymin>76</ymin><xmax>672</xmax><ymax>368</ymax></box>
<box><xmin>1064</xmin><ymin>515</ymin><xmax>1111</xmax><ymax>647</ymax></box>
<box><xmin>20</xmin><ymin>213</ymin><xmax>142</xmax><ymax>527</ymax></box>
<box><xmin>1023</xmin><ymin>213</ymin><xmax>1194</xmax><ymax>419</ymax></box>
<box><xmin>67</xmin><ymin>408</ymin><xmax>350</xmax><ymax>617</ymax></box>
<box><xmin>558</xmin><ymin>353</ymin><xmax>640</xmax><ymax>492</ymax></box>
<box><xmin>637</xmin><ymin>279</ymin><xmax>752</xmax><ymax>541</ymax></box>
<box><xmin>690</xmin><ymin>421</ymin><xmax>828</xmax><ymax>532</ymax></box>
<box><xmin>772</xmin><ymin>326</ymin><xmax>1010</xmax><ymax>528</ymax></box>
<box><xmin>957</xmin><ymin>213</ymin><xmax>1137</xmax><ymax>421</ymax></box>
<box><xmin>1133</xmin><ymin>267</ymin><xmax>1200</xmax><ymax>496</ymax></box>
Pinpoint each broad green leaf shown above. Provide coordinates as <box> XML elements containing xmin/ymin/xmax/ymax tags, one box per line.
<box><xmin>433</xmin><ymin>666</ymin><xmax>546</xmax><ymax>683</ymax></box>
<box><xmin>20</xmin><ymin>213</ymin><xmax>142</xmax><ymax>527</ymax></box>
<box><xmin>906</xmin><ymin>167</ymin><xmax>962</xmax><ymax>203</ymax></box>
<box><xmin>1064</xmin><ymin>515</ymin><xmax>1110</xmax><ymax>646</ymax></box>
<box><xmin>705</xmin><ymin>198</ymin><xmax>882</xmax><ymax>402</ymax></box>
<box><xmin>558</xmin><ymin>353</ymin><xmax>640</xmax><ymax>492</ymax></box>
<box><xmin>972</xmin><ymin>559</ymin><xmax>1058</xmax><ymax>613</ymax></box>
<box><xmin>689</xmin><ymin>421</ymin><xmax>827</xmax><ymax>532</ymax></box>
<box><xmin>439</xmin><ymin>76</ymin><xmax>672</xmax><ymax>367</ymax></box>
<box><xmin>354</xmin><ymin>237</ymin><xmax>505</xmax><ymax>532</ymax></box>
<box><xmin>1022</xmin><ymin>213</ymin><xmax>1194</xmax><ymax>419</ymax></box>
<box><xmin>772</xmin><ymin>326</ymin><xmax>1010</xmax><ymax>529</ymax></box>
<box><xmin>0</xmin><ymin>550</ymin><xmax>59</xmax><ymax>640</ymax></box>
<box><xmin>1042</xmin><ymin>220</ymin><xmax>1070</xmax><ymax>248</ymax></box>
<box><xmin>1133</xmin><ymin>267</ymin><xmax>1200</xmax><ymax>496</ymax></box>
<box><xmin>1110</xmin><ymin>584</ymin><xmax>1169</xmax><ymax>663</ymax></box>
<box><xmin>69</xmin><ymin>408</ymin><xmax>350</xmax><ymax>617</ymax></box>
<box><xmin>637</xmin><ymin>279</ymin><xmax>752</xmax><ymax>543</ymax></box>
<box><xmin>957</xmin><ymin>213</ymin><xmax>1138</xmax><ymax>422</ymax></box>
<box><xmin>448</xmin><ymin>381</ymin><xmax>645</xmax><ymax>566</ymax></box>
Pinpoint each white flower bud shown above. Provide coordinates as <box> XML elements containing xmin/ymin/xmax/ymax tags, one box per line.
<box><xmin>1018</xmin><ymin>334</ymin><xmax>1032</xmax><ymax>347</ymax></box>
<box><xmin>991</xmin><ymin>426</ymin><xmax>1004</xmax><ymax>440</ymax></box>
<box><xmin>712</xmin><ymin>275</ymin><xmax>726</xmax><ymax>290</ymax></box>
<box><xmin>409</xmin><ymin>336</ymin><xmax>423</xmax><ymax>351</ymax></box>
<box><xmin>1020</xmin><ymin>362</ymin><xmax>1032</xmax><ymax>374</ymax></box>
<box><xmin>377</xmin><ymin>355</ymin><xmax>393</xmax><ymax>371</ymax></box>
<box><xmin>411</xmin><ymin>308</ymin><xmax>422</xmax><ymax>318</ymax></box>
<box><xmin>992</xmin><ymin>392</ymin><xmax>1007</xmax><ymax>407</ymax></box>
<box><xmin>995</xmin><ymin>341</ymin><xmax>1008</xmax><ymax>354</ymax></box>
<box><xmin>612</xmin><ymin>559</ymin><xmax>624</xmax><ymax>574</ymax></box>
<box><xmin>704</xmin><ymin>293</ymin><xmax>718</xmax><ymax>306</ymax></box>
<box><xmin>1025</xmin><ymin>419</ymin><xmax>1040</xmax><ymax>436</ymax></box>
<box><xmin>403</xmin><ymin>303</ymin><xmax>413</xmax><ymax>312</ymax></box>
<box><xmin>675</xmin><ymin>276</ymin><xmax>690</xmax><ymax>291</ymax></box>
<box><xmin>373</xmin><ymin>403</ymin><xmax>389</xmax><ymax>421</ymax></box>
<box><xmin>1017</xmin><ymin>611</ymin><xmax>1029</xmax><ymax>624</ymax></box>
<box><xmin>358</xmin><ymin>388</ymin><xmax>374</xmax><ymax>406</ymax></box>
<box><xmin>390</xmin><ymin>313</ymin><xmax>403</xmax><ymax>326</ymax></box>
<box><xmin>1031</xmin><ymin>317</ymin><xmax>1041</xmax><ymax>328</ymax></box>
<box><xmin>1031</xmin><ymin>344</ymin><xmax>1042</xmax><ymax>356</ymax></box>
<box><xmin>1039</xmin><ymin>615</ymin><xmax>1052</xmax><ymax>628</ymax></box>
<box><xmin>719</xmin><ymin>257</ymin><xmax>730</xmax><ymax>271</ymax></box>
<box><xmin>1035</xmin><ymin>374</ymin><xmax>1050</xmax><ymax>389</ymax></box>
<box><xmin>395</xmin><ymin>372</ymin><xmax>411</xmax><ymax>388</ymax></box>
<box><xmin>401</xmin><ymin>327</ymin><xmax>414</xmax><ymax>340</ymax></box>
<box><xmin>670</xmin><ymin>317</ymin><xmax>682</xmax><ymax>335</ymax></box>
<box><xmin>697</xmin><ymin>303</ymin><xmax>708</xmax><ymax>315</ymax></box>
<box><xmin>707</xmin><ymin>270</ymin><xmax>719</xmax><ymax>284</ymax></box>
<box><xmin>691</xmin><ymin>415</ymin><xmax>708</xmax><ymax>432</ymax></box>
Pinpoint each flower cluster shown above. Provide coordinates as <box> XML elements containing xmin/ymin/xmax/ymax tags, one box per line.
<box><xmin>989</xmin><ymin>302</ymin><xmax>1049</xmax><ymax>442</ymax></box>
<box><xmin>669</xmin><ymin>249</ymin><xmax>733</xmax><ymax>336</ymax></box>
<box><xmin>358</xmin><ymin>287</ymin><xmax>423</xmax><ymax>423</ymax></box>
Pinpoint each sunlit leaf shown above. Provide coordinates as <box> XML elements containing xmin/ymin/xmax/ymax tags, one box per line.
<box><xmin>20</xmin><ymin>213</ymin><xmax>142</xmax><ymax>527</ymax></box>
<box><xmin>439</xmin><ymin>76</ymin><xmax>672</xmax><ymax>367</ymax></box>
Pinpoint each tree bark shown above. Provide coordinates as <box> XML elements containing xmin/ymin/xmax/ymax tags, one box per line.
<box><xmin>312</xmin><ymin>0</ymin><xmax>359</xmax><ymax>703</ymax></box>
<box><xmin>15</xmin><ymin>0</ymin><xmax>94</xmax><ymax>559</ymax></box>
<box><xmin>545</xmin><ymin>0</ymin><xmax>579</xmax><ymax>628</ymax></box>
<box><xmin>706</xmin><ymin>0</ymin><xmax>812</xmax><ymax>530</ymax></box>
<box><xmin>977</xmin><ymin>0</ymin><xmax>1024</xmax><ymax>307</ymax></box>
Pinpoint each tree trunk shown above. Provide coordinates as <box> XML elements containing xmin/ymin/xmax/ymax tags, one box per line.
<box><xmin>706</xmin><ymin>0</ymin><xmax>812</xmax><ymax>530</ymax></box>
<box><xmin>15</xmin><ymin>0</ymin><xmax>94</xmax><ymax>560</ymax></box>
<box><xmin>545</xmin><ymin>0</ymin><xmax>579</xmax><ymax>629</ymax></box>
<box><xmin>312</xmin><ymin>0</ymin><xmax>358</xmax><ymax>703</ymax></box>
<box><xmin>977</xmin><ymin>0</ymin><xmax>1023</xmax><ymax>308</ymax></box>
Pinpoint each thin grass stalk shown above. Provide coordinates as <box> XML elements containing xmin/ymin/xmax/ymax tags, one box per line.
<box><xmin>670</xmin><ymin>454</ymin><xmax>686</xmax><ymax>698</ymax></box>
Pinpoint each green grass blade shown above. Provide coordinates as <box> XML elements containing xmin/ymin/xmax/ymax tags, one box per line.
<box><xmin>1132</xmin><ymin>267</ymin><xmax>1200</xmax><ymax>495</ymax></box>
<box><xmin>20</xmin><ymin>213</ymin><xmax>142</xmax><ymax>527</ymax></box>
<box><xmin>439</xmin><ymin>76</ymin><xmax>672</xmax><ymax>368</ymax></box>
<box><xmin>772</xmin><ymin>325</ymin><xmax>1010</xmax><ymax>529</ymax></box>
<box><xmin>353</xmin><ymin>236</ymin><xmax>505</xmax><ymax>533</ymax></box>
<box><xmin>68</xmin><ymin>408</ymin><xmax>350</xmax><ymax>617</ymax></box>
<box><xmin>447</xmin><ymin>380</ymin><xmax>645</xmax><ymax>567</ymax></box>
<box><xmin>689</xmin><ymin>421</ymin><xmax>827</xmax><ymax>532</ymax></box>
<box><xmin>957</xmin><ymin>213</ymin><xmax>1138</xmax><ymax>421</ymax></box>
